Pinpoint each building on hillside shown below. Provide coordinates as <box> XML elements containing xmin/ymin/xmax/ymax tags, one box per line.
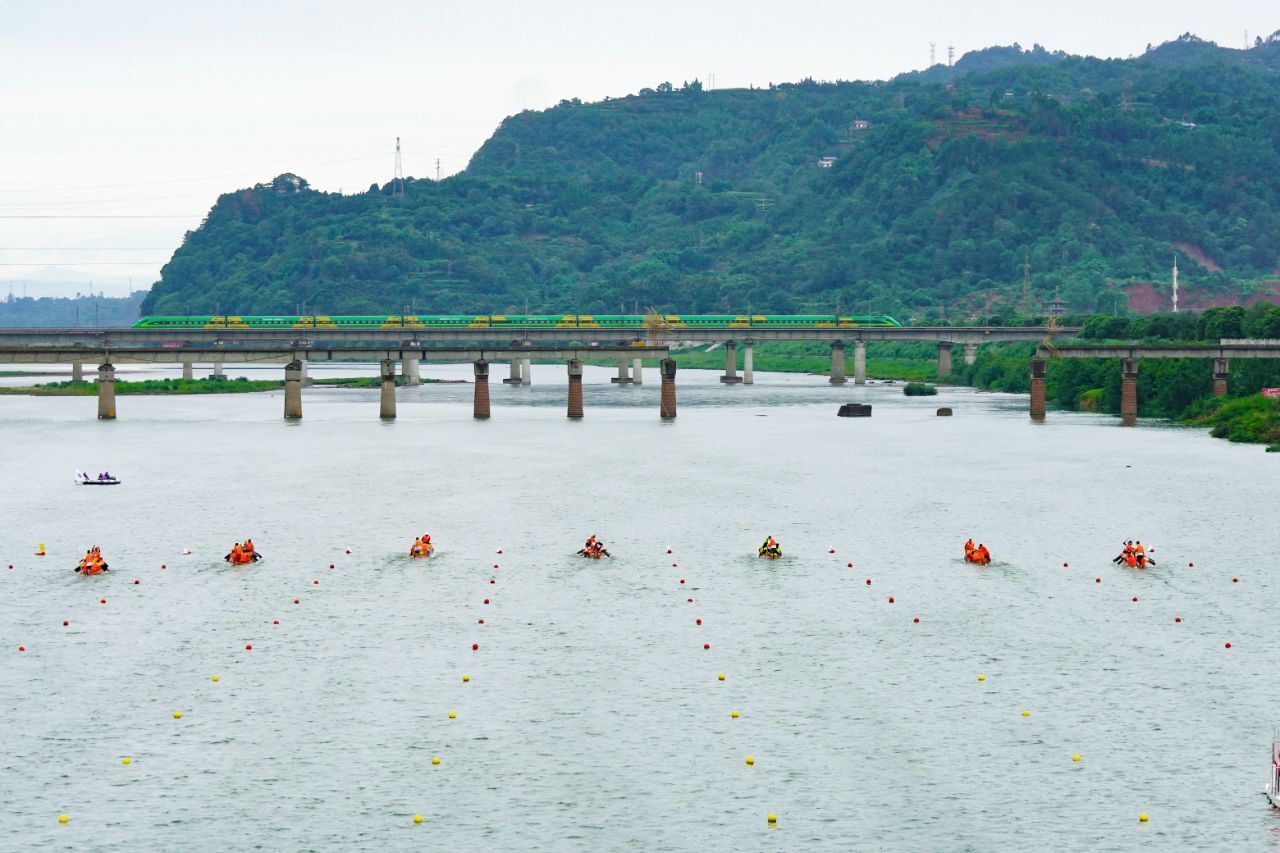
<box><xmin>818</xmin><ymin>156</ymin><xmax>838</xmax><ymax>168</ymax></box>
<box><xmin>851</xmin><ymin>119</ymin><xmax>870</xmax><ymax>131</ymax></box>
<box><xmin>1047</xmin><ymin>297</ymin><xmax>1068</xmax><ymax>316</ymax></box>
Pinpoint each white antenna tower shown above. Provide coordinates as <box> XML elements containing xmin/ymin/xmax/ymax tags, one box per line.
<box><xmin>392</xmin><ymin>137</ymin><xmax>405</xmax><ymax>198</ymax></box>
<box><xmin>1172</xmin><ymin>255</ymin><xmax>1179</xmax><ymax>313</ymax></box>
<box><xmin>930</xmin><ymin>43</ymin><xmax>936</xmax><ymax>67</ymax></box>
<box><xmin>947</xmin><ymin>45</ymin><xmax>955</xmax><ymax>85</ymax></box>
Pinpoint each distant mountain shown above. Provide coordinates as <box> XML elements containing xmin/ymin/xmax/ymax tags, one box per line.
<box><xmin>142</xmin><ymin>32</ymin><xmax>1280</xmax><ymax>319</ymax></box>
<box><xmin>0</xmin><ymin>291</ymin><xmax>146</xmax><ymax>327</ymax></box>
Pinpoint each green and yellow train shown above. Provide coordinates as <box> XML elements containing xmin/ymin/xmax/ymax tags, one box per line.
<box><xmin>132</xmin><ymin>314</ymin><xmax>902</xmax><ymax>330</ymax></box>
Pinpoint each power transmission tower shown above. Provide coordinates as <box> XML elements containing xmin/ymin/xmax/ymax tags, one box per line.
<box><xmin>947</xmin><ymin>45</ymin><xmax>955</xmax><ymax>85</ymax></box>
<box><xmin>930</xmin><ymin>42</ymin><xmax>936</xmax><ymax>67</ymax></box>
<box><xmin>393</xmin><ymin>137</ymin><xmax>405</xmax><ymax>198</ymax></box>
<box><xmin>436</xmin><ymin>158</ymin><xmax>441</xmax><ymax>182</ymax></box>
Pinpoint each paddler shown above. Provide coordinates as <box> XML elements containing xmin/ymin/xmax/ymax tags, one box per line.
<box><xmin>978</xmin><ymin>543</ymin><xmax>990</xmax><ymax>565</ymax></box>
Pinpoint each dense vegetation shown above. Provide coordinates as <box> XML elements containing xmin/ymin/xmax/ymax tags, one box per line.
<box><xmin>0</xmin><ymin>292</ymin><xmax>146</xmax><ymax>327</ymax></box>
<box><xmin>142</xmin><ymin>33</ymin><xmax>1280</xmax><ymax>318</ymax></box>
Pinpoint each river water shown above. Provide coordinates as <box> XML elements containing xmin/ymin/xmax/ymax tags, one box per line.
<box><xmin>1</xmin><ymin>364</ymin><xmax>1277</xmax><ymax>851</ymax></box>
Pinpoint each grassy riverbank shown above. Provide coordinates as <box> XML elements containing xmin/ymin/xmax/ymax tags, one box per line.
<box><xmin>659</xmin><ymin>341</ymin><xmax>938</xmax><ymax>382</ymax></box>
<box><xmin>1181</xmin><ymin>395</ymin><xmax>1280</xmax><ymax>451</ymax></box>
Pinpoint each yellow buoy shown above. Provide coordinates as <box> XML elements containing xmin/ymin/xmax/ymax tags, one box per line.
<box><xmin>717</xmin><ymin>673</ymin><xmax>725</xmax><ymax>681</ymax></box>
<box><xmin>413</xmin><ymin>814</ymin><xmax>423</xmax><ymax>825</ymax></box>
<box><xmin>730</xmin><ymin>710</ymin><xmax>739</xmax><ymax>719</ymax></box>
<box><xmin>1139</xmin><ymin>813</ymin><xmax>1149</xmax><ymax>822</ymax></box>
<box><xmin>173</xmin><ymin>710</ymin><xmax>182</xmax><ymax>719</ymax></box>
<box><xmin>977</xmin><ymin>674</ymin><xmax>986</xmax><ymax>682</ymax></box>
<box><xmin>211</xmin><ymin>675</ymin><xmax>220</xmax><ymax>682</ymax></box>
<box><xmin>431</xmin><ymin>756</ymin><xmax>441</xmax><ymax>766</ymax></box>
<box><xmin>121</xmin><ymin>756</ymin><xmax>132</xmax><ymax>765</ymax></box>
<box><xmin>1071</xmin><ymin>754</ymin><xmax>1081</xmax><ymax>762</ymax></box>
<box><xmin>745</xmin><ymin>755</ymin><xmax>755</xmax><ymax>766</ymax></box>
<box><xmin>58</xmin><ymin>815</ymin><xmax>69</xmax><ymax>825</ymax></box>
<box><xmin>448</xmin><ymin>711</ymin><xmax>456</xmax><ymax>719</ymax></box>
<box><xmin>1021</xmin><ymin>710</ymin><xmax>1031</xmax><ymax>717</ymax></box>
<box><xmin>767</xmin><ymin>813</ymin><xmax>778</xmax><ymax>825</ymax></box>
<box><xmin>462</xmin><ymin>674</ymin><xmax>470</xmax><ymax>683</ymax></box>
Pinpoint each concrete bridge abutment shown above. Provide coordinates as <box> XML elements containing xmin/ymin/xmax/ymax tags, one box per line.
<box><xmin>853</xmin><ymin>340</ymin><xmax>866</xmax><ymax>385</ymax></box>
<box><xmin>567</xmin><ymin>359</ymin><xmax>584</xmax><ymax>419</ymax></box>
<box><xmin>964</xmin><ymin>343</ymin><xmax>978</xmax><ymax>366</ymax></box>
<box><xmin>473</xmin><ymin>359</ymin><xmax>490</xmax><ymax>419</ymax></box>
<box><xmin>632</xmin><ymin>357</ymin><xmax>643</xmax><ymax>385</ymax></box>
<box><xmin>1029</xmin><ymin>357</ymin><xmax>1046</xmax><ymax>422</ymax></box>
<box><xmin>743</xmin><ymin>342</ymin><xmax>754</xmax><ymax>385</ymax></box>
<box><xmin>379</xmin><ymin>359</ymin><xmax>397</xmax><ymax>420</ymax></box>
<box><xmin>96</xmin><ymin>364</ymin><xmax>116</xmax><ymax>420</ymax></box>
<box><xmin>660</xmin><ymin>358</ymin><xmax>678</xmax><ymax>419</ymax></box>
<box><xmin>1120</xmin><ymin>359</ymin><xmax>1139</xmax><ymax>426</ymax></box>
<box><xmin>402</xmin><ymin>355</ymin><xmax>420</xmax><ymax>386</ymax></box>
<box><xmin>283</xmin><ymin>360</ymin><xmax>303</xmax><ymax>420</ymax></box>
<box><xmin>720</xmin><ymin>341</ymin><xmax>742</xmax><ymax>384</ymax></box>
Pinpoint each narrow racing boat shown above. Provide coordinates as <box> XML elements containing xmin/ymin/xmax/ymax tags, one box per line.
<box><xmin>1267</xmin><ymin>729</ymin><xmax>1280</xmax><ymax>808</ymax></box>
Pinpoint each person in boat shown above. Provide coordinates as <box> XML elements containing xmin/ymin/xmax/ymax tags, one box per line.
<box><xmin>75</xmin><ymin>548</ymin><xmax>108</xmax><ymax>573</ymax></box>
<box><xmin>964</xmin><ymin>538</ymin><xmax>974</xmax><ymax>560</ymax></box>
<box><xmin>978</xmin><ymin>544</ymin><xmax>990</xmax><ymax>564</ymax></box>
<box><xmin>758</xmin><ymin>536</ymin><xmax>781</xmax><ymax>558</ymax></box>
<box><xmin>243</xmin><ymin>538</ymin><xmax>262</xmax><ymax>562</ymax></box>
<box><xmin>225</xmin><ymin>543</ymin><xmax>247</xmax><ymax>563</ymax></box>
<box><xmin>578</xmin><ymin>535</ymin><xmax>598</xmax><ymax>557</ymax></box>
<box><xmin>410</xmin><ymin>535</ymin><xmax>433</xmax><ymax>557</ymax></box>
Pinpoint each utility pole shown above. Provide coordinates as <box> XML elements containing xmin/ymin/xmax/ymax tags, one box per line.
<box><xmin>1022</xmin><ymin>252</ymin><xmax>1033</xmax><ymax>315</ymax></box>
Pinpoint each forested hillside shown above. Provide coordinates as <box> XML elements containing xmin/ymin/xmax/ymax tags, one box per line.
<box><xmin>142</xmin><ymin>33</ymin><xmax>1280</xmax><ymax>317</ymax></box>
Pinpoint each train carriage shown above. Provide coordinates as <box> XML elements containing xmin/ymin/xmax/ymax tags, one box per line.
<box><xmin>133</xmin><ymin>314</ymin><xmax>902</xmax><ymax>330</ymax></box>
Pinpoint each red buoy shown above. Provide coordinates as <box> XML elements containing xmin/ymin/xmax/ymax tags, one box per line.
<box><xmin>18</xmin><ymin>645</ymin><xmax>25</xmax><ymax>652</ymax></box>
<box><xmin>478</xmin><ymin>619</ymin><xmax>484</xmax><ymax>624</ymax></box>
<box><xmin>313</xmin><ymin>579</ymin><xmax>319</xmax><ymax>585</ymax></box>
<box><xmin>245</xmin><ymin>644</ymin><xmax>252</xmax><ymax>650</ymax></box>
<box><xmin>679</xmin><ymin>579</ymin><xmax>685</xmax><ymax>584</ymax></box>
<box><xmin>696</xmin><ymin>619</ymin><xmax>702</xmax><ymax>625</ymax></box>
<box><xmin>666</xmin><ymin>548</ymin><xmax>672</xmax><ymax>554</ymax></box>
<box><xmin>1063</xmin><ymin>562</ymin><xmax>1068</xmax><ymax>567</ymax></box>
<box><xmin>62</xmin><ymin>621</ymin><xmax>68</xmax><ymax>627</ymax></box>
<box><xmin>687</xmin><ymin>598</ymin><xmax>693</xmax><ymax>603</ymax></box>
<box><xmin>672</xmin><ymin>563</ymin><xmax>677</xmax><ymax>568</ymax></box>
<box><xmin>293</xmin><ymin>599</ymin><xmax>299</xmax><ymax>604</ymax></box>
<box><xmin>329</xmin><ymin>564</ymin><xmax>335</xmax><ymax>569</ymax></box>
<box><xmin>703</xmin><ymin>643</ymin><xmax>710</xmax><ymax>650</ymax></box>
<box><xmin>1225</xmin><ymin>642</ymin><xmax>1232</xmax><ymax>649</ymax></box>
<box><xmin>100</xmin><ymin>598</ymin><xmax>106</xmax><ymax>604</ymax></box>
<box><xmin>1232</xmin><ymin>577</ymin><xmax>1238</xmax><ymax>583</ymax></box>
<box><xmin>1175</xmin><ymin>617</ymin><xmax>1182</xmax><ymax>623</ymax></box>
<box><xmin>1095</xmin><ymin>578</ymin><xmax>1101</xmax><ymax>584</ymax></box>
<box><xmin>472</xmin><ymin>643</ymin><xmax>479</xmax><ymax>651</ymax></box>
<box><xmin>493</xmin><ymin>564</ymin><xmax>499</xmax><ymax>569</ymax></box>
<box><xmin>489</xmin><ymin>579</ymin><xmax>495</xmax><ymax>584</ymax></box>
<box><xmin>1189</xmin><ymin>562</ymin><xmax>1195</xmax><ymax>567</ymax></box>
<box><xmin>483</xmin><ymin>598</ymin><xmax>489</xmax><ymax>604</ymax></box>
<box><xmin>865</xmin><ymin>579</ymin><xmax>871</xmax><ymax>586</ymax></box>
<box><xmin>497</xmin><ymin>549</ymin><xmax>503</xmax><ymax>554</ymax></box>
<box><xmin>913</xmin><ymin>617</ymin><xmax>919</xmax><ymax>623</ymax></box>
<box><xmin>133</xmin><ymin>579</ymin><xmax>139</xmax><ymax>585</ymax></box>
<box><xmin>888</xmin><ymin>597</ymin><xmax>895</xmax><ymax>604</ymax></box>
<box><xmin>1132</xmin><ymin>597</ymin><xmax>1138</xmax><ymax>602</ymax></box>
<box><xmin>161</xmin><ymin>563</ymin><xmax>167</xmax><ymax>569</ymax></box>
<box><xmin>273</xmin><ymin>620</ymin><xmax>279</xmax><ymax>625</ymax></box>
<box><xmin>847</xmin><ymin>562</ymin><xmax>853</xmax><ymax>568</ymax></box>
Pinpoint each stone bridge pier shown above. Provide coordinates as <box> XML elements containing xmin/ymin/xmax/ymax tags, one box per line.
<box><xmin>96</xmin><ymin>363</ymin><xmax>116</xmax><ymax>420</ymax></box>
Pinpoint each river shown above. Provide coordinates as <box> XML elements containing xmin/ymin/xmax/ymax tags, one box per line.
<box><xmin>1</xmin><ymin>364</ymin><xmax>1276</xmax><ymax>851</ymax></box>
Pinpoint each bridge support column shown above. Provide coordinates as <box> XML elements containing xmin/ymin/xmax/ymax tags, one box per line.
<box><xmin>720</xmin><ymin>341</ymin><xmax>742</xmax><ymax>384</ymax></box>
<box><xmin>181</xmin><ymin>361</ymin><xmax>193</xmax><ymax>381</ymax></box>
<box><xmin>503</xmin><ymin>359</ymin><xmax>521</xmax><ymax>385</ymax></box>
<box><xmin>567</xmin><ymin>359</ymin><xmax>584</xmax><ymax>419</ymax></box>
<box><xmin>402</xmin><ymin>355</ymin><xmax>420</xmax><ymax>386</ymax></box>
<box><xmin>937</xmin><ymin>343</ymin><xmax>953</xmax><ymax>380</ymax></box>
<box><xmin>632</xmin><ymin>357</ymin><xmax>643</xmax><ymax>385</ymax></box>
<box><xmin>380</xmin><ymin>359</ymin><xmax>397</xmax><ymax>420</ymax></box>
<box><xmin>299</xmin><ymin>359</ymin><xmax>312</xmax><ymax>387</ymax></box>
<box><xmin>1212</xmin><ymin>358</ymin><xmax>1229</xmax><ymax>397</ymax></box>
<box><xmin>473</xmin><ymin>359</ymin><xmax>490</xmax><ymax>419</ymax></box>
<box><xmin>660</xmin><ymin>358</ymin><xmax>678</xmax><ymax>420</ymax></box>
<box><xmin>611</xmin><ymin>358</ymin><xmax>633</xmax><ymax>384</ymax></box>
<box><xmin>1029</xmin><ymin>358</ymin><xmax>1046</xmax><ymax>422</ymax></box>
<box><xmin>964</xmin><ymin>343</ymin><xmax>978</xmax><ymax>366</ymax></box>
<box><xmin>520</xmin><ymin>358</ymin><xmax>531</xmax><ymax>386</ymax></box>
<box><xmin>213</xmin><ymin>358</ymin><xmax>225</xmax><ymax>379</ymax></box>
<box><xmin>854</xmin><ymin>341</ymin><xmax>866</xmax><ymax>385</ymax></box>
<box><xmin>1120</xmin><ymin>359</ymin><xmax>1138</xmax><ymax>426</ymax></box>
<box><xmin>96</xmin><ymin>363</ymin><xmax>116</xmax><ymax>420</ymax></box>
<box><xmin>284</xmin><ymin>360</ymin><xmax>303</xmax><ymax>420</ymax></box>
<box><xmin>72</xmin><ymin>362</ymin><xmax>83</xmax><ymax>383</ymax></box>
<box><xmin>743</xmin><ymin>342</ymin><xmax>754</xmax><ymax>385</ymax></box>
<box><xmin>829</xmin><ymin>341</ymin><xmax>846</xmax><ymax>385</ymax></box>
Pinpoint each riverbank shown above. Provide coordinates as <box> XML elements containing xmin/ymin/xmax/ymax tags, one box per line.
<box><xmin>0</xmin><ymin>375</ymin><xmax>458</xmax><ymax>396</ymax></box>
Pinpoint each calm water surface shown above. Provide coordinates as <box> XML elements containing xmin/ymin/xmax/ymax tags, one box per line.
<box><xmin>1</xmin><ymin>364</ymin><xmax>1277</xmax><ymax>851</ymax></box>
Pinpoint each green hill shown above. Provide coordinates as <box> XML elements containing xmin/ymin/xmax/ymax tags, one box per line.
<box><xmin>141</xmin><ymin>32</ymin><xmax>1280</xmax><ymax>318</ymax></box>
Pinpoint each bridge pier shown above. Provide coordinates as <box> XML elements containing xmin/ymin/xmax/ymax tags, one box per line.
<box><xmin>402</xmin><ymin>355</ymin><xmax>420</xmax><ymax>386</ymax></box>
<box><xmin>72</xmin><ymin>362</ymin><xmax>83</xmax><ymax>383</ymax></box>
<box><xmin>503</xmin><ymin>359</ymin><xmax>521</xmax><ymax>385</ymax></box>
<box><xmin>660</xmin><ymin>358</ymin><xmax>677</xmax><ymax>419</ymax></box>
<box><xmin>743</xmin><ymin>342</ymin><xmax>754</xmax><ymax>385</ymax></box>
<box><xmin>473</xmin><ymin>359</ymin><xmax>490</xmax><ymax>419</ymax></box>
<box><xmin>284</xmin><ymin>360</ymin><xmax>303</xmax><ymax>419</ymax></box>
<box><xmin>1120</xmin><ymin>359</ymin><xmax>1138</xmax><ymax>426</ymax></box>
<box><xmin>1213</xmin><ymin>358</ymin><xmax>1229</xmax><ymax>397</ymax></box>
<box><xmin>567</xmin><ymin>359</ymin><xmax>584</xmax><ymax>419</ymax></box>
<box><xmin>520</xmin><ymin>358</ymin><xmax>531</xmax><ymax>386</ymax></box>
<box><xmin>964</xmin><ymin>343</ymin><xmax>978</xmax><ymax>366</ymax></box>
<box><xmin>937</xmin><ymin>343</ymin><xmax>953</xmax><ymax>380</ymax></box>
<box><xmin>213</xmin><ymin>358</ymin><xmax>225</xmax><ymax>379</ymax></box>
<box><xmin>720</xmin><ymin>341</ymin><xmax>742</xmax><ymax>384</ymax></box>
<box><xmin>854</xmin><ymin>340</ymin><xmax>866</xmax><ymax>385</ymax></box>
<box><xmin>181</xmin><ymin>361</ymin><xmax>193</xmax><ymax>381</ymax></box>
<box><xmin>379</xmin><ymin>359</ymin><xmax>397</xmax><ymax>420</ymax></box>
<box><xmin>632</xmin><ymin>357</ymin><xmax>643</xmax><ymax>385</ymax></box>
<box><xmin>611</xmin><ymin>358</ymin><xmax>633</xmax><ymax>384</ymax></box>
<box><xmin>830</xmin><ymin>341</ymin><xmax>846</xmax><ymax>385</ymax></box>
<box><xmin>1029</xmin><ymin>357</ymin><xmax>1046</xmax><ymax>422</ymax></box>
<box><xmin>96</xmin><ymin>363</ymin><xmax>116</xmax><ymax>420</ymax></box>
<box><xmin>299</xmin><ymin>359</ymin><xmax>311</xmax><ymax>387</ymax></box>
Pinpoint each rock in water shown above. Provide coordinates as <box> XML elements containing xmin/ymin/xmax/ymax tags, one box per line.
<box><xmin>837</xmin><ymin>403</ymin><xmax>872</xmax><ymax>418</ymax></box>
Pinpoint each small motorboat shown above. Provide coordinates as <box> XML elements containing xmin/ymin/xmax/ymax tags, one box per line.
<box><xmin>410</xmin><ymin>543</ymin><xmax>435</xmax><ymax>559</ymax></box>
<box><xmin>1267</xmin><ymin>730</ymin><xmax>1280</xmax><ymax>808</ymax></box>
<box><xmin>758</xmin><ymin>550</ymin><xmax>782</xmax><ymax>560</ymax></box>
<box><xmin>76</xmin><ymin>471</ymin><xmax>120</xmax><ymax>486</ymax></box>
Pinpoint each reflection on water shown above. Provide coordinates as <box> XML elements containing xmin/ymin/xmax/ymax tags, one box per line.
<box><xmin>0</xmin><ymin>366</ymin><xmax>1275</xmax><ymax>850</ymax></box>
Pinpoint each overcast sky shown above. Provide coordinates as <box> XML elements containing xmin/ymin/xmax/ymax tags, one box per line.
<box><xmin>2</xmin><ymin>0</ymin><xmax>1276</xmax><ymax>296</ymax></box>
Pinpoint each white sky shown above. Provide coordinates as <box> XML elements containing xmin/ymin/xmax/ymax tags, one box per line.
<box><xmin>1</xmin><ymin>0</ymin><xmax>1275</xmax><ymax>296</ymax></box>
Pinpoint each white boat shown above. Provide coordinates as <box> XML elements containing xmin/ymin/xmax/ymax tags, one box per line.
<box><xmin>75</xmin><ymin>470</ymin><xmax>121</xmax><ymax>486</ymax></box>
<box><xmin>1267</xmin><ymin>729</ymin><xmax>1280</xmax><ymax>808</ymax></box>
